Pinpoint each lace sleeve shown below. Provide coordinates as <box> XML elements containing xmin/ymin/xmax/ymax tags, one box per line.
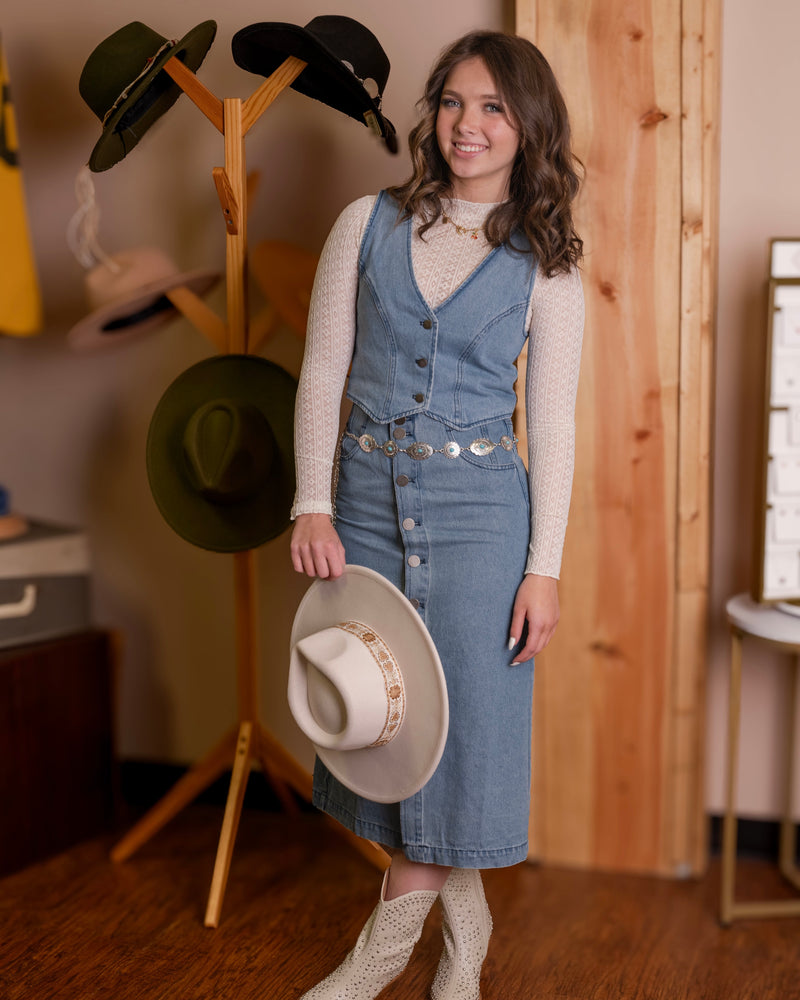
<box><xmin>524</xmin><ymin>266</ymin><xmax>585</xmax><ymax>577</ymax></box>
<box><xmin>290</xmin><ymin>195</ymin><xmax>376</xmax><ymax>518</ymax></box>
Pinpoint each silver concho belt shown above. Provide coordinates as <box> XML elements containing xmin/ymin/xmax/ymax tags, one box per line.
<box><xmin>345</xmin><ymin>431</ymin><xmax>517</xmax><ymax>460</ymax></box>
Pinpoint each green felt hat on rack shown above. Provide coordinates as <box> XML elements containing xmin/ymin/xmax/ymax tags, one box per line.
<box><xmin>79</xmin><ymin>19</ymin><xmax>217</xmax><ymax>172</ymax></box>
<box><xmin>146</xmin><ymin>355</ymin><xmax>297</xmax><ymax>553</ymax></box>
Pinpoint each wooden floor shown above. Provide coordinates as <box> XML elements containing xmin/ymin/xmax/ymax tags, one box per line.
<box><xmin>1</xmin><ymin>805</ymin><xmax>799</xmax><ymax>1000</ymax></box>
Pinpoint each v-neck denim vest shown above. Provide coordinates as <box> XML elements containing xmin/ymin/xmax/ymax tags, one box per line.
<box><xmin>346</xmin><ymin>191</ymin><xmax>536</xmax><ymax>430</ymax></box>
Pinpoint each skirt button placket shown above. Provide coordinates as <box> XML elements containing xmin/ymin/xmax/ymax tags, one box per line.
<box><xmin>391</xmin><ymin>421</ymin><xmax>428</xmax><ymax>616</ymax></box>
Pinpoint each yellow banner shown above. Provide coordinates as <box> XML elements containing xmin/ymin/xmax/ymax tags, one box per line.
<box><xmin>0</xmin><ymin>36</ymin><xmax>42</xmax><ymax>336</ymax></box>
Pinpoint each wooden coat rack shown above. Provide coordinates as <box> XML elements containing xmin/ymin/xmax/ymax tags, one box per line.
<box><xmin>109</xmin><ymin>53</ymin><xmax>389</xmax><ymax>928</ymax></box>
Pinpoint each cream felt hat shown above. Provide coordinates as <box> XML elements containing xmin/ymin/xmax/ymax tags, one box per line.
<box><xmin>67</xmin><ymin>247</ymin><xmax>219</xmax><ymax>352</ymax></box>
<box><xmin>288</xmin><ymin>565</ymin><xmax>449</xmax><ymax>803</ymax></box>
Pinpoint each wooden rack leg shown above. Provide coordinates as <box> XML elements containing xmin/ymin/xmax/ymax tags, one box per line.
<box><xmin>204</xmin><ymin>721</ymin><xmax>255</xmax><ymax>927</ymax></box>
<box><xmin>114</xmin><ymin>70</ymin><xmax>392</xmax><ymax>926</ymax></box>
<box><xmin>254</xmin><ymin>724</ymin><xmax>302</xmax><ymax>816</ymax></box>
<box><xmin>324</xmin><ymin>818</ymin><xmax>391</xmax><ymax>872</ymax></box>
<box><xmin>111</xmin><ymin>727</ymin><xmax>237</xmax><ymax>862</ymax></box>
<box><xmin>256</xmin><ymin>723</ymin><xmax>390</xmax><ymax>872</ymax></box>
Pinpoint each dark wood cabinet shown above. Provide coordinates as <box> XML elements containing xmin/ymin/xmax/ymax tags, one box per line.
<box><xmin>0</xmin><ymin>630</ymin><xmax>116</xmax><ymax>876</ymax></box>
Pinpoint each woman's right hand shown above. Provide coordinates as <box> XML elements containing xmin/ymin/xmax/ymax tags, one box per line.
<box><xmin>290</xmin><ymin>513</ymin><xmax>346</xmax><ymax>579</ymax></box>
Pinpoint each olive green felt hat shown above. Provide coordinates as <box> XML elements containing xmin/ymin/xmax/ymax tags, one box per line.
<box><xmin>146</xmin><ymin>355</ymin><xmax>297</xmax><ymax>553</ymax></box>
<box><xmin>79</xmin><ymin>20</ymin><xmax>217</xmax><ymax>172</ymax></box>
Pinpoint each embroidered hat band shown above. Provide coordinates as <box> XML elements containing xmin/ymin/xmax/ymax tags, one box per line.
<box><xmin>288</xmin><ymin>565</ymin><xmax>449</xmax><ymax>803</ymax></box>
<box><xmin>334</xmin><ymin>621</ymin><xmax>406</xmax><ymax>747</ymax></box>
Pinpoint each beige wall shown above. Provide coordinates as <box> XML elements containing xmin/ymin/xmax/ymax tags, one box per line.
<box><xmin>708</xmin><ymin>0</ymin><xmax>800</xmax><ymax>819</ymax></box>
<box><xmin>3</xmin><ymin>0</ymin><xmax>797</xmax><ymax>823</ymax></box>
<box><xmin>0</xmin><ymin>0</ymin><xmax>507</xmax><ymax>769</ymax></box>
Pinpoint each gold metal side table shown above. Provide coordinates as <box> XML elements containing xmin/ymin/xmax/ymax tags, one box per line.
<box><xmin>721</xmin><ymin>593</ymin><xmax>800</xmax><ymax>923</ymax></box>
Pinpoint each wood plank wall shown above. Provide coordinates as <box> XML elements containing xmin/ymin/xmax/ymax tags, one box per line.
<box><xmin>515</xmin><ymin>0</ymin><xmax>720</xmax><ymax>875</ymax></box>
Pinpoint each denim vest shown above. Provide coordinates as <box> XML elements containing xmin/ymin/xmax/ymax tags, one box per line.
<box><xmin>346</xmin><ymin>191</ymin><xmax>537</xmax><ymax>430</ymax></box>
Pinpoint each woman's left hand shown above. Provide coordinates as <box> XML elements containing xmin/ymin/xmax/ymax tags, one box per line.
<box><xmin>508</xmin><ymin>574</ymin><xmax>560</xmax><ymax>663</ymax></box>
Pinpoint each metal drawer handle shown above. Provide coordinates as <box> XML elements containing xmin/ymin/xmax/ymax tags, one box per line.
<box><xmin>0</xmin><ymin>584</ymin><xmax>37</xmax><ymax>620</ymax></box>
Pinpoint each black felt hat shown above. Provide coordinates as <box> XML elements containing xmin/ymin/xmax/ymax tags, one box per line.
<box><xmin>146</xmin><ymin>355</ymin><xmax>297</xmax><ymax>553</ymax></box>
<box><xmin>80</xmin><ymin>20</ymin><xmax>217</xmax><ymax>172</ymax></box>
<box><xmin>231</xmin><ymin>16</ymin><xmax>397</xmax><ymax>153</ymax></box>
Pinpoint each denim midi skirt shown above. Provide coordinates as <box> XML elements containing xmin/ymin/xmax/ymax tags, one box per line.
<box><xmin>312</xmin><ymin>405</ymin><xmax>534</xmax><ymax>868</ymax></box>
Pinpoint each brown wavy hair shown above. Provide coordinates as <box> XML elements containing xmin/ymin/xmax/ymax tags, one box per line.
<box><xmin>387</xmin><ymin>31</ymin><xmax>583</xmax><ymax>277</ymax></box>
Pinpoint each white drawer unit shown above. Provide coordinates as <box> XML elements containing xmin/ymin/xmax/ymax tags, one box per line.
<box><xmin>763</xmin><ymin>548</ymin><xmax>800</xmax><ymax>598</ymax></box>
<box><xmin>776</xmin><ymin>304</ymin><xmax>800</xmax><ymax>349</ymax></box>
<box><xmin>771</xmin><ymin>353</ymin><xmax>800</xmax><ymax>401</ymax></box>
<box><xmin>769</xmin><ymin>408</ymin><xmax>790</xmax><ymax>452</ymax></box>
<box><xmin>770</xmin><ymin>455</ymin><xmax>800</xmax><ymax>497</ymax></box>
<box><xmin>755</xmin><ymin>256</ymin><xmax>800</xmax><ymax>602</ymax></box>
<box><xmin>768</xmin><ymin>504</ymin><xmax>800</xmax><ymax>544</ymax></box>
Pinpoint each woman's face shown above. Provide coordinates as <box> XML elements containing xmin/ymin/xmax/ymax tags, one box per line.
<box><xmin>435</xmin><ymin>56</ymin><xmax>521</xmax><ymax>203</ymax></box>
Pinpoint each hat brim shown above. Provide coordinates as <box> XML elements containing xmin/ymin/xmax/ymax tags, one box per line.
<box><xmin>87</xmin><ymin>20</ymin><xmax>217</xmax><ymax>172</ymax></box>
<box><xmin>146</xmin><ymin>355</ymin><xmax>297</xmax><ymax>552</ymax></box>
<box><xmin>290</xmin><ymin>566</ymin><xmax>449</xmax><ymax>803</ymax></box>
<box><xmin>67</xmin><ymin>268</ymin><xmax>220</xmax><ymax>352</ymax></box>
<box><xmin>250</xmin><ymin>240</ymin><xmax>317</xmax><ymax>339</ymax></box>
<box><xmin>231</xmin><ymin>22</ymin><xmax>397</xmax><ymax>152</ymax></box>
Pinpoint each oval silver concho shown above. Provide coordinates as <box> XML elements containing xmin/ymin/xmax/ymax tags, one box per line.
<box><xmin>469</xmin><ymin>438</ymin><xmax>495</xmax><ymax>456</ymax></box>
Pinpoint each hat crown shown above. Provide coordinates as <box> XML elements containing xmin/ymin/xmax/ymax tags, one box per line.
<box><xmin>287</xmin><ymin>566</ymin><xmax>448</xmax><ymax>803</ymax></box>
<box><xmin>290</xmin><ymin>621</ymin><xmax>406</xmax><ymax>751</ymax></box>
<box><xmin>302</xmin><ymin>15</ymin><xmax>390</xmax><ymax>92</ymax></box>
<box><xmin>146</xmin><ymin>355</ymin><xmax>296</xmax><ymax>553</ymax></box>
<box><xmin>182</xmin><ymin>399</ymin><xmax>274</xmax><ymax>504</ymax></box>
<box><xmin>79</xmin><ymin>22</ymin><xmax>173</xmax><ymax>122</ymax></box>
<box><xmin>84</xmin><ymin>247</ymin><xmax>179</xmax><ymax>310</ymax></box>
<box><xmin>230</xmin><ymin>16</ymin><xmax>397</xmax><ymax>152</ymax></box>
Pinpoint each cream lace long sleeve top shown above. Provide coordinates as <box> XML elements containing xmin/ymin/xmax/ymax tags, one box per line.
<box><xmin>291</xmin><ymin>195</ymin><xmax>584</xmax><ymax>579</ymax></box>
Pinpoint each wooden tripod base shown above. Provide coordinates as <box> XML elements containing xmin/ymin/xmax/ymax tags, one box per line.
<box><xmin>111</xmin><ymin>721</ymin><xmax>390</xmax><ymax>927</ymax></box>
<box><xmin>110</xmin><ymin>56</ymin><xmax>391</xmax><ymax>928</ymax></box>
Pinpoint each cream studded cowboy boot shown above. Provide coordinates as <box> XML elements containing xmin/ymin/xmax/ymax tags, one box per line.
<box><xmin>430</xmin><ymin>868</ymin><xmax>493</xmax><ymax>1000</ymax></box>
<box><xmin>300</xmin><ymin>870</ymin><xmax>438</xmax><ymax>1000</ymax></box>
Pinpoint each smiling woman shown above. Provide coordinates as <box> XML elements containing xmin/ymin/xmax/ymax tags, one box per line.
<box><xmin>390</xmin><ymin>30</ymin><xmax>583</xmax><ymax>277</ymax></box>
<box><xmin>287</xmin><ymin>29</ymin><xmax>584</xmax><ymax>1000</ymax></box>
<box><xmin>435</xmin><ymin>57</ymin><xmax>521</xmax><ymax>203</ymax></box>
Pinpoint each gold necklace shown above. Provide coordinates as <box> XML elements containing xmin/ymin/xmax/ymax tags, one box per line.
<box><xmin>441</xmin><ymin>213</ymin><xmax>481</xmax><ymax>240</ymax></box>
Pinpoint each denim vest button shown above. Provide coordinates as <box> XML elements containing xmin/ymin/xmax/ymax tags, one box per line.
<box><xmin>394</xmin><ymin>417</ymin><xmax>406</xmax><ymax>425</ymax></box>
<box><xmin>415</xmin><ymin>357</ymin><xmax>428</xmax><ymax>368</ymax></box>
<box><xmin>396</xmin><ymin>474</ymin><xmax>410</xmax><ymax>487</ymax></box>
<box><xmin>410</xmin><ymin>598</ymin><xmax>420</xmax><ymax>609</ymax></box>
<box><xmin>413</xmin><ymin>393</ymin><xmax>424</xmax><ymax>403</ymax></box>
<box><xmin>421</xmin><ymin>318</ymin><xmax>433</xmax><ymax>329</ymax></box>
<box><xmin>407</xmin><ymin>554</ymin><xmax>421</xmax><ymax>568</ymax></box>
<box><xmin>402</xmin><ymin>517</ymin><xmax>415</xmax><ymax>530</ymax></box>
<box><xmin>393</xmin><ymin>427</ymin><xmax>406</xmax><ymax>440</ymax></box>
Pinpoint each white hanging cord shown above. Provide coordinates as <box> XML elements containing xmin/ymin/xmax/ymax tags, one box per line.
<box><xmin>66</xmin><ymin>166</ymin><xmax>120</xmax><ymax>272</ymax></box>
